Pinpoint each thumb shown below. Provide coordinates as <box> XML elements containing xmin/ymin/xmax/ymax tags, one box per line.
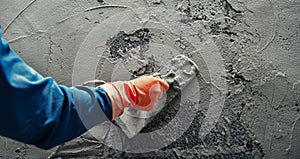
<box><xmin>155</xmin><ymin>78</ymin><xmax>169</xmax><ymax>92</ymax></box>
<box><xmin>150</xmin><ymin>73</ymin><xmax>169</xmax><ymax>91</ymax></box>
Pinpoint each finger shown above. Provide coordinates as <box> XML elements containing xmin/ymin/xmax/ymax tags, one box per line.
<box><xmin>152</xmin><ymin>73</ymin><xmax>161</xmax><ymax>77</ymax></box>
<box><xmin>156</xmin><ymin>78</ymin><xmax>169</xmax><ymax>91</ymax></box>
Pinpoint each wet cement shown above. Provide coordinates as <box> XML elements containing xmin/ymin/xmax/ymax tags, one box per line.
<box><xmin>0</xmin><ymin>0</ymin><xmax>299</xmax><ymax>158</ymax></box>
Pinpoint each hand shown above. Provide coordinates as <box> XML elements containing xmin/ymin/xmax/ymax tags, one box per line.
<box><xmin>99</xmin><ymin>73</ymin><xmax>169</xmax><ymax>120</ymax></box>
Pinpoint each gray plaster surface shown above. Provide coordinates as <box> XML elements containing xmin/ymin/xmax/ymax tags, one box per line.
<box><xmin>0</xmin><ymin>0</ymin><xmax>299</xmax><ymax>158</ymax></box>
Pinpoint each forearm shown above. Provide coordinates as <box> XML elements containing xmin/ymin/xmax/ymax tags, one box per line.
<box><xmin>0</xmin><ymin>29</ymin><xmax>111</xmax><ymax>149</ymax></box>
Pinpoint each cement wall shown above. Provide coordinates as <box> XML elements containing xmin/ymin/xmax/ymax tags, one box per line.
<box><xmin>0</xmin><ymin>0</ymin><xmax>299</xmax><ymax>158</ymax></box>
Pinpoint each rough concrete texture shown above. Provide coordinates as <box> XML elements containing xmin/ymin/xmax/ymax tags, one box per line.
<box><xmin>0</xmin><ymin>0</ymin><xmax>299</xmax><ymax>159</ymax></box>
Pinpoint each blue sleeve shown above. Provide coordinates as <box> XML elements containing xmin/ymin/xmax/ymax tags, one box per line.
<box><xmin>0</xmin><ymin>28</ymin><xmax>112</xmax><ymax>149</ymax></box>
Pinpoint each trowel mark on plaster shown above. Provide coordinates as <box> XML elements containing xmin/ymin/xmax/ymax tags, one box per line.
<box><xmin>7</xmin><ymin>30</ymin><xmax>47</xmax><ymax>43</ymax></box>
<box><xmin>56</xmin><ymin>4</ymin><xmax>128</xmax><ymax>24</ymax></box>
<box><xmin>3</xmin><ymin>0</ymin><xmax>38</xmax><ymax>34</ymax></box>
<box><xmin>56</xmin><ymin>14</ymin><xmax>81</xmax><ymax>25</ymax></box>
<box><xmin>85</xmin><ymin>5</ymin><xmax>128</xmax><ymax>12</ymax></box>
<box><xmin>290</xmin><ymin>116</ymin><xmax>300</xmax><ymax>158</ymax></box>
<box><xmin>256</xmin><ymin>0</ymin><xmax>277</xmax><ymax>54</ymax></box>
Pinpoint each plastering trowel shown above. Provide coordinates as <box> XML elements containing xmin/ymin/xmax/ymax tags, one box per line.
<box><xmin>114</xmin><ymin>54</ymin><xmax>199</xmax><ymax>138</ymax></box>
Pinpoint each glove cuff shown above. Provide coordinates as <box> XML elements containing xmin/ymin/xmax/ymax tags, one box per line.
<box><xmin>100</xmin><ymin>81</ymin><xmax>133</xmax><ymax>119</ymax></box>
<box><xmin>100</xmin><ymin>83</ymin><xmax>123</xmax><ymax>120</ymax></box>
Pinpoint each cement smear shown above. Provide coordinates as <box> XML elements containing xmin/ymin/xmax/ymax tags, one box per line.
<box><xmin>0</xmin><ymin>0</ymin><xmax>299</xmax><ymax>158</ymax></box>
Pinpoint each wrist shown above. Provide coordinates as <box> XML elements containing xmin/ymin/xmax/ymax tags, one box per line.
<box><xmin>99</xmin><ymin>82</ymin><xmax>126</xmax><ymax>119</ymax></box>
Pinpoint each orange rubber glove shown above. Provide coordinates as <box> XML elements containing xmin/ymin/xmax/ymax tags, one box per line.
<box><xmin>99</xmin><ymin>73</ymin><xmax>169</xmax><ymax>120</ymax></box>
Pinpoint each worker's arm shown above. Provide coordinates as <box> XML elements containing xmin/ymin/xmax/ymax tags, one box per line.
<box><xmin>0</xmin><ymin>26</ymin><xmax>169</xmax><ymax>150</ymax></box>
<box><xmin>0</xmin><ymin>28</ymin><xmax>112</xmax><ymax>149</ymax></box>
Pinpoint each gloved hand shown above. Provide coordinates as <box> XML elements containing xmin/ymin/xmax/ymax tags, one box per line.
<box><xmin>99</xmin><ymin>73</ymin><xmax>169</xmax><ymax>120</ymax></box>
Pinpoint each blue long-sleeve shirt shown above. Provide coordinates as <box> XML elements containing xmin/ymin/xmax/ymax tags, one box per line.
<box><xmin>0</xmin><ymin>28</ymin><xmax>112</xmax><ymax>149</ymax></box>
